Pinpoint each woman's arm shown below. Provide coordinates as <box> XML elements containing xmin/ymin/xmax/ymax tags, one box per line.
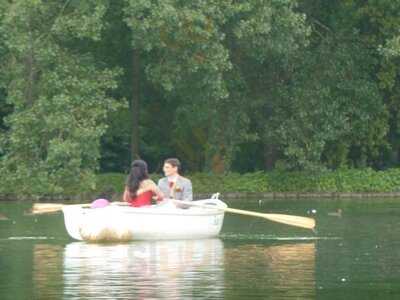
<box><xmin>140</xmin><ymin>179</ymin><xmax>164</xmax><ymax>201</ymax></box>
<box><xmin>149</xmin><ymin>181</ymin><xmax>164</xmax><ymax>201</ymax></box>
<box><xmin>123</xmin><ymin>186</ymin><xmax>131</xmax><ymax>202</ymax></box>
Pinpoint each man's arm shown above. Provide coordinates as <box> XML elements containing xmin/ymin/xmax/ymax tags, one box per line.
<box><xmin>158</xmin><ymin>178</ymin><xmax>168</xmax><ymax>198</ymax></box>
<box><xmin>183</xmin><ymin>179</ymin><xmax>193</xmax><ymax>201</ymax></box>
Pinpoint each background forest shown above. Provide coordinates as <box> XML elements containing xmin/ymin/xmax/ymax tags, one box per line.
<box><xmin>1</xmin><ymin>0</ymin><xmax>400</xmax><ymax>196</ymax></box>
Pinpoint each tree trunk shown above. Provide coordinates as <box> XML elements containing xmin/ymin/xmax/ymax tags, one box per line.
<box><xmin>211</xmin><ymin>152</ymin><xmax>226</xmax><ymax>174</ymax></box>
<box><xmin>25</xmin><ymin>21</ymin><xmax>36</xmax><ymax>107</ymax></box>
<box><xmin>264</xmin><ymin>143</ymin><xmax>278</xmax><ymax>170</ymax></box>
<box><xmin>130</xmin><ymin>49</ymin><xmax>140</xmax><ymax>161</ymax></box>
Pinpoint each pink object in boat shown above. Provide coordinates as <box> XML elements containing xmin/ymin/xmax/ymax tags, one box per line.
<box><xmin>90</xmin><ymin>198</ymin><xmax>110</xmax><ymax>209</ymax></box>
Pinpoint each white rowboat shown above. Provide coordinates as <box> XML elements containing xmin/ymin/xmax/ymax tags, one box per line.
<box><xmin>62</xmin><ymin>197</ymin><xmax>227</xmax><ymax>242</ymax></box>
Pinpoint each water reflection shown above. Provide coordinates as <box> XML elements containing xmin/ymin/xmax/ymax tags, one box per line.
<box><xmin>33</xmin><ymin>244</ymin><xmax>64</xmax><ymax>299</ymax></box>
<box><xmin>224</xmin><ymin>242</ymin><xmax>316</xmax><ymax>299</ymax></box>
<box><xmin>30</xmin><ymin>240</ymin><xmax>317</xmax><ymax>299</ymax></box>
<box><xmin>62</xmin><ymin>239</ymin><xmax>224</xmax><ymax>299</ymax></box>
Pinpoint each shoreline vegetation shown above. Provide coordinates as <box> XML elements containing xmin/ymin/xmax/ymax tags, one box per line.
<box><xmin>3</xmin><ymin>168</ymin><xmax>400</xmax><ymax>201</ymax></box>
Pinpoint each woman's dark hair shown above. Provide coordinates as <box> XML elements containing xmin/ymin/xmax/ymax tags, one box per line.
<box><xmin>126</xmin><ymin>160</ymin><xmax>149</xmax><ymax>197</ymax></box>
<box><xmin>164</xmin><ymin>158</ymin><xmax>181</xmax><ymax>172</ymax></box>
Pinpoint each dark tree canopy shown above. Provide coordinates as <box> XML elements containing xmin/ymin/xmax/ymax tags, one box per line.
<box><xmin>0</xmin><ymin>0</ymin><xmax>399</xmax><ymax>194</ymax></box>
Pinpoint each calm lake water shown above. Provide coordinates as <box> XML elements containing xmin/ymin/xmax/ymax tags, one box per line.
<box><xmin>1</xmin><ymin>198</ymin><xmax>400</xmax><ymax>299</ymax></box>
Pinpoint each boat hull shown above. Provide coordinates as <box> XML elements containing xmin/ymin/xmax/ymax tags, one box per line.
<box><xmin>62</xmin><ymin>199</ymin><xmax>227</xmax><ymax>242</ymax></box>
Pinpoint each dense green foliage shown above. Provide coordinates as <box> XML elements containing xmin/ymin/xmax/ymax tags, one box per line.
<box><xmin>0</xmin><ymin>1</ymin><xmax>400</xmax><ymax>196</ymax></box>
<box><xmin>0</xmin><ymin>1</ymin><xmax>122</xmax><ymax>195</ymax></box>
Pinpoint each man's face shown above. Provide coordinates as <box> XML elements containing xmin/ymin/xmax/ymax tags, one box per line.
<box><xmin>163</xmin><ymin>163</ymin><xmax>178</xmax><ymax>177</ymax></box>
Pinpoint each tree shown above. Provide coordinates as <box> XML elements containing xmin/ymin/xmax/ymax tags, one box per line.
<box><xmin>0</xmin><ymin>1</ymin><xmax>121</xmax><ymax>195</ymax></box>
<box><xmin>123</xmin><ymin>0</ymin><xmax>310</xmax><ymax>172</ymax></box>
<box><xmin>265</xmin><ymin>36</ymin><xmax>387</xmax><ymax>170</ymax></box>
<box><xmin>249</xmin><ymin>0</ymin><xmax>390</xmax><ymax>170</ymax></box>
<box><xmin>339</xmin><ymin>0</ymin><xmax>400</xmax><ymax>168</ymax></box>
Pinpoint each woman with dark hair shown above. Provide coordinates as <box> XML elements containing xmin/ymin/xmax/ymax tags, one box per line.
<box><xmin>123</xmin><ymin>160</ymin><xmax>164</xmax><ymax>207</ymax></box>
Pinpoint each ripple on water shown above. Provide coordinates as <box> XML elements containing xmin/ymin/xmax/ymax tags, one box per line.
<box><xmin>1</xmin><ymin>236</ymin><xmax>56</xmax><ymax>241</ymax></box>
<box><xmin>220</xmin><ymin>233</ymin><xmax>342</xmax><ymax>241</ymax></box>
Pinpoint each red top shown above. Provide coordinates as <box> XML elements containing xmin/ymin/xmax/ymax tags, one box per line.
<box><xmin>128</xmin><ymin>190</ymin><xmax>155</xmax><ymax>207</ymax></box>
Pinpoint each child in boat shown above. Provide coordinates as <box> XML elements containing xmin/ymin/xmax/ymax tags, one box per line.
<box><xmin>123</xmin><ymin>159</ymin><xmax>164</xmax><ymax>207</ymax></box>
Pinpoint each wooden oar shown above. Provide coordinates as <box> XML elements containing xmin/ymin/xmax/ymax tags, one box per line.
<box><xmin>31</xmin><ymin>201</ymin><xmax>131</xmax><ymax>214</ymax></box>
<box><xmin>172</xmin><ymin>200</ymin><xmax>316</xmax><ymax>230</ymax></box>
<box><xmin>31</xmin><ymin>203</ymin><xmax>91</xmax><ymax>214</ymax></box>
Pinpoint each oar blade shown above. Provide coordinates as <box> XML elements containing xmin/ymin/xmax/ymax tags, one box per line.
<box><xmin>31</xmin><ymin>203</ymin><xmax>64</xmax><ymax>214</ymax></box>
<box><xmin>262</xmin><ymin>213</ymin><xmax>316</xmax><ymax>230</ymax></box>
